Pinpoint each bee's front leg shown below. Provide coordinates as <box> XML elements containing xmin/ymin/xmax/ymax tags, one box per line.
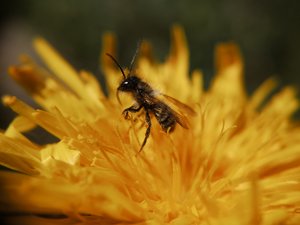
<box><xmin>122</xmin><ymin>104</ymin><xmax>142</xmax><ymax>120</ymax></box>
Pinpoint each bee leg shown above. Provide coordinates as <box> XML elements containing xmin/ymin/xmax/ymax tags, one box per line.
<box><xmin>166</xmin><ymin>126</ymin><xmax>172</xmax><ymax>134</ymax></box>
<box><xmin>122</xmin><ymin>104</ymin><xmax>142</xmax><ymax>119</ymax></box>
<box><xmin>139</xmin><ymin>110</ymin><xmax>151</xmax><ymax>153</ymax></box>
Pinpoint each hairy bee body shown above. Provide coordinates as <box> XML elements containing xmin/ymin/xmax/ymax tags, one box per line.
<box><xmin>106</xmin><ymin>53</ymin><xmax>194</xmax><ymax>152</ymax></box>
<box><xmin>130</xmin><ymin>78</ymin><xmax>177</xmax><ymax>132</ymax></box>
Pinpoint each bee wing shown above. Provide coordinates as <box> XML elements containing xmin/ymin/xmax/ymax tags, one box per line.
<box><xmin>155</xmin><ymin>93</ymin><xmax>196</xmax><ymax>129</ymax></box>
<box><xmin>171</xmin><ymin>108</ymin><xmax>190</xmax><ymax>129</ymax></box>
<box><xmin>160</xmin><ymin>94</ymin><xmax>197</xmax><ymax>116</ymax></box>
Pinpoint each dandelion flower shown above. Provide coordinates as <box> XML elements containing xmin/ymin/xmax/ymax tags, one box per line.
<box><xmin>1</xmin><ymin>25</ymin><xmax>300</xmax><ymax>225</ymax></box>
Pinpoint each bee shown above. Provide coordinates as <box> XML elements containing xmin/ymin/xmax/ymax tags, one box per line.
<box><xmin>106</xmin><ymin>47</ymin><xmax>196</xmax><ymax>152</ymax></box>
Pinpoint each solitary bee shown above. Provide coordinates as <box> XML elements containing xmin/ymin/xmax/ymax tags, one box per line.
<box><xmin>106</xmin><ymin>48</ymin><xmax>195</xmax><ymax>152</ymax></box>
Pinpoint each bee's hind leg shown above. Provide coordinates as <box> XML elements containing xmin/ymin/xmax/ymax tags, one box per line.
<box><xmin>138</xmin><ymin>110</ymin><xmax>151</xmax><ymax>153</ymax></box>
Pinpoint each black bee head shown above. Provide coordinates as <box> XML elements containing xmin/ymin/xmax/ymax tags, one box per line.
<box><xmin>105</xmin><ymin>53</ymin><xmax>142</xmax><ymax>104</ymax></box>
<box><xmin>117</xmin><ymin>76</ymin><xmax>141</xmax><ymax>92</ymax></box>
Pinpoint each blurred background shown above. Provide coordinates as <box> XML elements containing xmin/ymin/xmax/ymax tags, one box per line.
<box><xmin>1</xmin><ymin>0</ymin><xmax>300</xmax><ymax>129</ymax></box>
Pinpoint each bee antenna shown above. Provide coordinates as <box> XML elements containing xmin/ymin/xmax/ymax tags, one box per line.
<box><xmin>116</xmin><ymin>90</ymin><xmax>122</xmax><ymax>105</ymax></box>
<box><xmin>105</xmin><ymin>53</ymin><xmax>126</xmax><ymax>79</ymax></box>
<box><xmin>128</xmin><ymin>40</ymin><xmax>142</xmax><ymax>76</ymax></box>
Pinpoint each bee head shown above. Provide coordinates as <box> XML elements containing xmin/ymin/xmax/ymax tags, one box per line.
<box><xmin>105</xmin><ymin>52</ymin><xmax>140</xmax><ymax>104</ymax></box>
<box><xmin>117</xmin><ymin>76</ymin><xmax>140</xmax><ymax>92</ymax></box>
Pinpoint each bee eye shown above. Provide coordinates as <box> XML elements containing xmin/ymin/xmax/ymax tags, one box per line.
<box><xmin>124</xmin><ymin>81</ymin><xmax>129</xmax><ymax>85</ymax></box>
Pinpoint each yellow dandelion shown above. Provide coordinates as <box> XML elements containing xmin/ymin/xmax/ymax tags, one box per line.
<box><xmin>1</xmin><ymin>25</ymin><xmax>300</xmax><ymax>225</ymax></box>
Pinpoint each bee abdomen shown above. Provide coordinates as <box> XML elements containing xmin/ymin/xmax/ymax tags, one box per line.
<box><xmin>154</xmin><ymin>108</ymin><xmax>176</xmax><ymax>133</ymax></box>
